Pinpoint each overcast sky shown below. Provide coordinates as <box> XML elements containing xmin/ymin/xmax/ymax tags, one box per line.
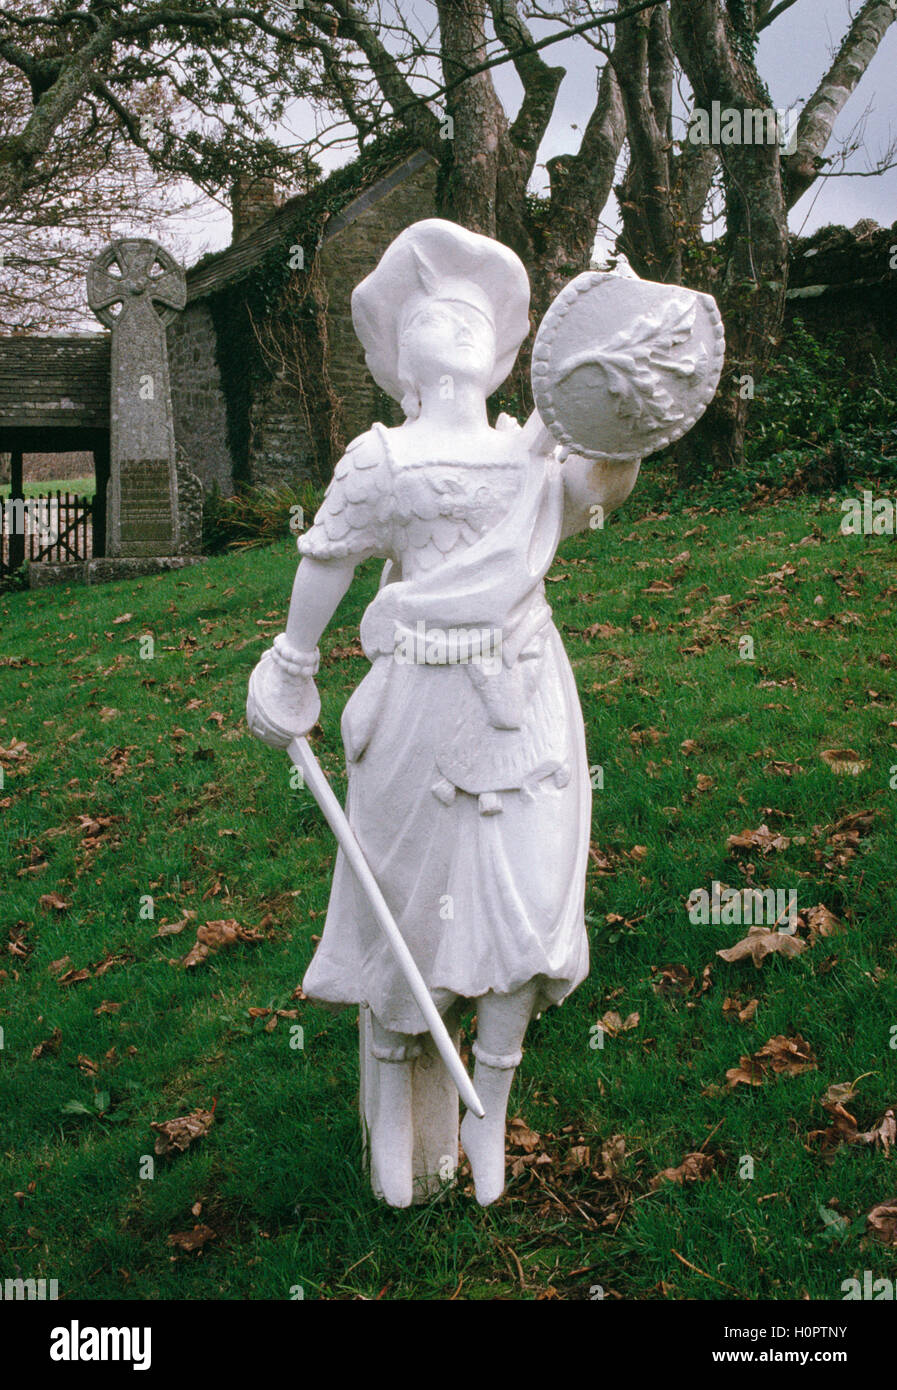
<box><xmin>174</xmin><ymin>0</ymin><xmax>896</xmax><ymax>265</ymax></box>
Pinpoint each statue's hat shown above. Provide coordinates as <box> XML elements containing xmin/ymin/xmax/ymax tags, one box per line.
<box><xmin>351</xmin><ymin>219</ymin><xmax>531</xmax><ymax>402</ymax></box>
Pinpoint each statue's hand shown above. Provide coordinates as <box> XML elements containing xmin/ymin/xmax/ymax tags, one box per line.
<box><xmin>559</xmin><ymin>454</ymin><xmax>642</xmax><ymax>541</ymax></box>
<box><xmin>246</xmin><ymin>648</ymin><xmax>321</xmax><ymax>750</ymax></box>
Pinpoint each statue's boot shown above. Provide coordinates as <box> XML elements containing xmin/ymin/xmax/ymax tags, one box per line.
<box><xmin>370</xmin><ymin>1054</ymin><xmax>414</xmax><ymax>1208</ymax></box>
<box><xmin>459</xmin><ymin>1043</ymin><xmax>521</xmax><ymax>1207</ymax></box>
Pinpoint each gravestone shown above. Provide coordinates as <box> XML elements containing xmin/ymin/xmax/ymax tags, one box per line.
<box><xmin>87</xmin><ymin>239</ymin><xmax>188</xmax><ymax>560</ymax></box>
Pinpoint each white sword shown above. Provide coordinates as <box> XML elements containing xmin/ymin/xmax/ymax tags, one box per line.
<box><xmin>288</xmin><ymin>736</ymin><xmax>485</xmax><ymax>1118</ymax></box>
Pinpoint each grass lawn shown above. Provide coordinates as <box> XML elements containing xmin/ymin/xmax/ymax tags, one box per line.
<box><xmin>1</xmin><ymin>481</ymin><xmax>896</xmax><ymax>1301</ymax></box>
<box><xmin>0</xmin><ymin>478</ymin><xmax>95</xmax><ymax>500</ymax></box>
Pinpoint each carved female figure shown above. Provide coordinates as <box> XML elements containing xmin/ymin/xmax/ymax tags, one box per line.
<box><xmin>247</xmin><ymin>220</ymin><xmax>655</xmax><ymax>1207</ymax></box>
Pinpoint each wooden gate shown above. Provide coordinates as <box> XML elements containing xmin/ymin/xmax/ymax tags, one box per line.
<box><xmin>1</xmin><ymin>490</ymin><xmax>94</xmax><ymax>577</ymax></box>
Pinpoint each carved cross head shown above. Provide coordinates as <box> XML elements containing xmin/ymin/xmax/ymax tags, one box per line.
<box><xmin>87</xmin><ymin>238</ymin><xmax>186</xmax><ymax>331</ymax></box>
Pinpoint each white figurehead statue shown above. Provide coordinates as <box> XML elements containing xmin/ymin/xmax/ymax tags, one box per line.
<box><xmin>246</xmin><ymin>219</ymin><xmax>723</xmax><ymax>1207</ymax></box>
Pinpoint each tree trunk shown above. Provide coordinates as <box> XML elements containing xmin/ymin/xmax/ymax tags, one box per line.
<box><xmin>435</xmin><ymin>0</ymin><xmax>510</xmax><ymax>237</ymax></box>
<box><xmin>670</xmin><ymin>0</ymin><xmax>789</xmax><ymax>476</ymax></box>
<box><xmin>614</xmin><ymin>5</ymin><xmax>683</xmax><ymax>283</ymax></box>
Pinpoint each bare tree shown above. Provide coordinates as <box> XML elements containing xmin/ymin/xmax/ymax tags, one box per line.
<box><xmin>291</xmin><ymin>0</ymin><xmax>645</xmax><ymax>407</ymax></box>
<box><xmin>298</xmin><ymin>1</ymin><xmax>638</xmax><ymax>298</ymax></box>
<box><xmin>0</xmin><ymin>61</ymin><xmax>201</xmax><ymax>330</ymax></box>
<box><xmin>783</xmin><ymin>0</ymin><xmax>897</xmax><ymax>209</ymax></box>
<box><xmin>0</xmin><ymin>0</ymin><xmax>324</xmax><ymax>217</ymax></box>
<box><xmin>590</xmin><ymin>0</ymin><xmax>895</xmax><ymax>471</ymax></box>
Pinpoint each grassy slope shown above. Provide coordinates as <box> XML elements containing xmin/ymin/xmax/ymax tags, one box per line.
<box><xmin>1</xmin><ymin>490</ymin><xmax>895</xmax><ymax>1301</ymax></box>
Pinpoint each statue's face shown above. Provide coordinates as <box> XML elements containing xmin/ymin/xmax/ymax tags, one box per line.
<box><xmin>400</xmin><ymin>299</ymin><xmax>495</xmax><ymax>393</ymax></box>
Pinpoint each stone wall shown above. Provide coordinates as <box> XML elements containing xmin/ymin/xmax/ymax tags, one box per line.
<box><xmin>167</xmin><ymin>300</ymin><xmax>234</xmax><ymax>494</ymax></box>
<box><xmin>175</xmin><ymin>451</ymin><xmax>204</xmax><ymax>555</ymax></box>
<box><xmin>245</xmin><ymin>374</ymin><xmax>311</xmax><ymax>489</ymax></box>
<box><xmin>786</xmin><ymin>220</ymin><xmax>897</xmax><ymax>364</ymax></box>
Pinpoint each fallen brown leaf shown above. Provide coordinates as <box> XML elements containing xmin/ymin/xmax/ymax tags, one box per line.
<box><xmin>150</xmin><ymin>1107</ymin><xmax>215</xmax><ymax>1156</ymax></box>
<box><xmin>723</xmin><ymin>996</ymin><xmax>758</xmax><ymax>1024</ymax></box>
<box><xmin>717</xmin><ymin>923</ymin><xmax>807</xmax><ymax>968</ymax></box>
<box><xmin>167</xmin><ymin>1224</ymin><xmax>216</xmax><ymax>1253</ymax></box>
<box><xmin>726</xmin><ymin>1034</ymin><xmax>817</xmax><ymax>1088</ymax></box>
<box><xmin>57</xmin><ymin>967</ymin><xmax>91</xmax><ymax>987</ymax></box>
<box><xmin>31</xmin><ymin>1026</ymin><xmax>62</xmax><ymax>1060</ymax></box>
<box><xmin>507</xmin><ymin>1117</ymin><xmax>540</xmax><ymax>1153</ymax></box>
<box><xmin>181</xmin><ymin>919</ymin><xmax>263</xmax><ymax>968</ymax></box>
<box><xmin>596</xmin><ymin>1135</ymin><xmax>627</xmax><ymax>1179</ymax></box>
<box><xmin>650</xmin><ymin>1152</ymin><xmax>715</xmax><ymax>1190</ymax></box>
<box><xmin>764</xmin><ymin>760</ymin><xmax>803</xmax><ymax>777</ymax></box>
<box><xmin>867</xmin><ymin>1200</ymin><xmax>897</xmax><ymax>1247</ymax></box>
<box><xmin>831</xmin><ymin>810</ymin><xmax>876</xmax><ymax>834</ymax></box>
<box><xmin>38</xmin><ymin>893</ymin><xmax>69</xmax><ymax>913</ymax></box>
<box><xmin>726</xmin><ymin>824</ymin><xmax>790</xmax><ymax>855</ymax></box>
<box><xmin>860</xmin><ymin>1109</ymin><xmax>897</xmax><ymax>1153</ymax></box>
<box><xmin>804</xmin><ymin>904</ymin><xmax>843</xmax><ymax>941</ymax></box>
<box><xmin>820</xmin><ymin>749</ymin><xmax>869</xmax><ymax>776</ymax></box>
<box><xmin>588</xmin><ymin>844</ymin><xmax>616</xmax><ymax>876</ymax></box>
<box><xmin>562</xmin><ymin>1144</ymin><xmax>591</xmax><ymax>1174</ymax></box>
<box><xmin>153</xmin><ymin>910</ymin><xmax>196</xmax><ymax>939</ymax></box>
<box><xmin>599</xmin><ymin>1010</ymin><xmax>640</xmax><ymax>1037</ymax></box>
<box><xmin>652</xmin><ymin>964</ymin><xmax>695</xmax><ymax>998</ymax></box>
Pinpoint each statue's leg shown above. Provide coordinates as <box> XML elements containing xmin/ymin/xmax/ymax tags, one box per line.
<box><xmin>366</xmin><ymin>1012</ymin><xmax>420</xmax><ymax>1208</ymax></box>
<box><xmin>460</xmin><ymin>981</ymin><xmax>540</xmax><ymax>1207</ymax></box>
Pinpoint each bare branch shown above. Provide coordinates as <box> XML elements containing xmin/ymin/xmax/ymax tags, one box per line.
<box><xmin>757</xmin><ymin>0</ymin><xmax>802</xmax><ymax>31</ymax></box>
<box><xmin>307</xmin><ymin>0</ymin><xmax>442</xmax><ymax>152</ymax></box>
<box><xmin>784</xmin><ymin>0</ymin><xmax>897</xmax><ymax>208</ymax></box>
<box><xmin>488</xmin><ymin>0</ymin><xmax>563</xmax><ymax>158</ymax></box>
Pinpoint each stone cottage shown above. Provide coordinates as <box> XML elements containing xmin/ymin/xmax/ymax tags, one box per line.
<box><xmin>166</xmin><ymin>142</ymin><xmax>437</xmax><ymax>495</ymax></box>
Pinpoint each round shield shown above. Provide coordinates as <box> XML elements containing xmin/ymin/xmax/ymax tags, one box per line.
<box><xmin>531</xmin><ymin>271</ymin><xmax>725</xmax><ymax>462</ymax></box>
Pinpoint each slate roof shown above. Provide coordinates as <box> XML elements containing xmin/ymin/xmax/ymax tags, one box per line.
<box><xmin>0</xmin><ymin>335</ymin><xmax>110</xmax><ymax>429</ymax></box>
<box><xmin>186</xmin><ymin>147</ymin><xmax>433</xmax><ymax>303</ymax></box>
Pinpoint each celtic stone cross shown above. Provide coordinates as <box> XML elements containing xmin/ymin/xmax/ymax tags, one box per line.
<box><xmin>88</xmin><ymin>238</ymin><xmax>186</xmax><ymax>558</ymax></box>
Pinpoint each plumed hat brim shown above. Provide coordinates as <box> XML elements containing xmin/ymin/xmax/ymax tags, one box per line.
<box><xmin>351</xmin><ymin>219</ymin><xmax>531</xmax><ymax>403</ymax></box>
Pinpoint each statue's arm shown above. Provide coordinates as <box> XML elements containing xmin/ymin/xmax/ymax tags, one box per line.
<box><xmin>521</xmin><ymin>409</ymin><xmax>641</xmax><ymax>541</ymax></box>
<box><xmin>247</xmin><ymin>555</ymin><xmax>356</xmax><ymax>749</ymax></box>
<box><xmin>285</xmin><ymin>555</ymin><xmax>356</xmax><ymax>651</ymax></box>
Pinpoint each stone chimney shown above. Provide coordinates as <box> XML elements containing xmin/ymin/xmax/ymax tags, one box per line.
<box><xmin>231</xmin><ymin>175</ymin><xmax>280</xmax><ymax>243</ymax></box>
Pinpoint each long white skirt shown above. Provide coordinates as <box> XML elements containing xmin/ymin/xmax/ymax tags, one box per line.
<box><xmin>302</xmin><ymin>622</ymin><xmax>591</xmax><ymax>1034</ymax></box>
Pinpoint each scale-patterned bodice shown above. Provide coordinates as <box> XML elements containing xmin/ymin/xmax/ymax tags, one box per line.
<box><xmin>298</xmin><ymin>420</ymin><xmax>525</xmax><ymax>576</ymax></box>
